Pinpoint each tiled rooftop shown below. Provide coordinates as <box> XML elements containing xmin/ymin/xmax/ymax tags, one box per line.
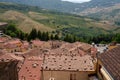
<box><xmin>0</xmin><ymin>39</ymin><xmax>97</xmax><ymax>80</ymax></box>
<box><xmin>4</xmin><ymin>43</ymin><xmax>17</xmax><ymax>49</ymax></box>
<box><xmin>98</xmin><ymin>46</ymin><xmax>120</xmax><ymax>80</ymax></box>
<box><xmin>4</xmin><ymin>39</ymin><xmax>22</xmax><ymax>49</ymax></box>
<box><xmin>23</xmin><ymin>48</ymin><xmax>45</xmax><ymax>58</ymax></box>
<box><xmin>43</xmin><ymin>54</ymin><xmax>94</xmax><ymax>71</ymax></box>
<box><xmin>0</xmin><ymin>37</ymin><xmax>9</xmax><ymax>43</ymax></box>
<box><xmin>22</xmin><ymin>41</ymin><xmax>29</xmax><ymax>47</ymax></box>
<box><xmin>42</xmin><ymin>45</ymin><xmax>94</xmax><ymax>71</ymax></box>
<box><xmin>31</xmin><ymin>40</ymin><xmax>44</xmax><ymax>47</ymax></box>
<box><xmin>0</xmin><ymin>50</ymin><xmax>23</xmax><ymax>62</ymax></box>
<box><xmin>6</xmin><ymin>39</ymin><xmax>21</xmax><ymax>44</ymax></box>
<box><xmin>19</xmin><ymin>56</ymin><xmax>42</xmax><ymax>80</ymax></box>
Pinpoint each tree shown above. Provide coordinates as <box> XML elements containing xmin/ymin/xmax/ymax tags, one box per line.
<box><xmin>41</xmin><ymin>32</ymin><xmax>46</xmax><ymax>41</ymax></box>
<box><xmin>64</xmin><ymin>34</ymin><xmax>69</xmax><ymax>42</ymax></box>
<box><xmin>45</xmin><ymin>32</ymin><xmax>49</xmax><ymax>41</ymax></box>
<box><xmin>28</xmin><ymin>28</ymin><xmax>37</xmax><ymax>40</ymax></box>
<box><xmin>10</xmin><ymin>32</ymin><xmax>17</xmax><ymax>37</ymax></box>
<box><xmin>19</xmin><ymin>32</ymin><xmax>25</xmax><ymax>40</ymax></box>
<box><xmin>73</xmin><ymin>35</ymin><xmax>77</xmax><ymax>42</ymax></box>
<box><xmin>37</xmin><ymin>30</ymin><xmax>42</xmax><ymax>40</ymax></box>
<box><xmin>50</xmin><ymin>34</ymin><xmax>54</xmax><ymax>40</ymax></box>
<box><xmin>54</xmin><ymin>34</ymin><xmax>59</xmax><ymax>40</ymax></box>
<box><xmin>64</xmin><ymin>34</ymin><xmax>73</xmax><ymax>43</ymax></box>
<box><xmin>5</xmin><ymin>24</ymin><xmax>25</xmax><ymax>39</ymax></box>
<box><xmin>6</xmin><ymin>24</ymin><xmax>16</xmax><ymax>32</ymax></box>
<box><xmin>114</xmin><ymin>33</ymin><xmax>120</xmax><ymax>43</ymax></box>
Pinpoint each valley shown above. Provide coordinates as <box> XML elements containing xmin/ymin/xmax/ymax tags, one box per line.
<box><xmin>0</xmin><ymin>2</ymin><xmax>119</xmax><ymax>37</ymax></box>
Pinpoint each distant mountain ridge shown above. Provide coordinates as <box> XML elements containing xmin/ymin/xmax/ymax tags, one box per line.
<box><xmin>0</xmin><ymin>0</ymin><xmax>79</xmax><ymax>13</ymax></box>
<box><xmin>0</xmin><ymin>0</ymin><xmax>120</xmax><ymax>13</ymax></box>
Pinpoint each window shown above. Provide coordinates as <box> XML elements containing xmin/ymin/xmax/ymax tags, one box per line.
<box><xmin>70</xmin><ymin>73</ymin><xmax>76</xmax><ymax>80</ymax></box>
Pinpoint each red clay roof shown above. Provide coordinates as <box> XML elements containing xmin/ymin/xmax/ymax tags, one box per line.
<box><xmin>31</xmin><ymin>40</ymin><xmax>44</xmax><ymax>47</ymax></box>
<box><xmin>0</xmin><ymin>50</ymin><xmax>23</xmax><ymax>62</ymax></box>
<box><xmin>23</xmin><ymin>49</ymin><xmax>44</xmax><ymax>58</ymax></box>
<box><xmin>7</xmin><ymin>39</ymin><xmax>21</xmax><ymax>44</ymax></box>
<box><xmin>0</xmin><ymin>37</ymin><xmax>9</xmax><ymax>43</ymax></box>
<box><xmin>91</xmin><ymin>47</ymin><xmax>97</xmax><ymax>58</ymax></box>
<box><xmin>4</xmin><ymin>39</ymin><xmax>22</xmax><ymax>49</ymax></box>
<box><xmin>4</xmin><ymin>43</ymin><xmax>17</xmax><ymax>49</ymax></box>
<box><xmin>19</xmin><ymin>56</ymin><xmax>42</xmax><ymax>80</ymax></box>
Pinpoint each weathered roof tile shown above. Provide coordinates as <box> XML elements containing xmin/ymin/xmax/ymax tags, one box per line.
<box><xmin>98</xmin><ymin>46</ymin><xmax>120</xmax><ymax>80</ymax></box>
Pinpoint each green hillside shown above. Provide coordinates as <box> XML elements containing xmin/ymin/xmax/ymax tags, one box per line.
<box><xmin>1</xmin><ymin>0</ymin><xmax>120</xmax><ymax>13</ymax></box>
<box><xmin>1</xmin><ymin>0</ymin><xmax>120</xmax><ymax>27</ymax></box>
<box><xmin>0</xmin><ymin>10</ymin><xmax>53</xmax><ymax>33</ymax></box>
<box><xmin>0</xmin><ymin>2</ymin><xmax>119</xmax><ymax>38</ymax></box>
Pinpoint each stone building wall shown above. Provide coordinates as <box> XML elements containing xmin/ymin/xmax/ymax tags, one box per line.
<box><xmin>0</xmin><ymin>61</ymin><xmax>18</xmax><ymax>80</ymax></box>
<box><xmin>42</xmin><ymin>71</ymin><xmax>89</xmax><ymax>80</ymax></box>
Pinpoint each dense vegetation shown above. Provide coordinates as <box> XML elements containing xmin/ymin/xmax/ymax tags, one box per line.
<box><xmin>4</xmin><ymin>24</ymin><xmax>25</xmax><ymax>40</ymax></box>
<box><xmin>4</xmin><ymin>24</ymin><xmax>120</xmax><ymax>44</ymax></box>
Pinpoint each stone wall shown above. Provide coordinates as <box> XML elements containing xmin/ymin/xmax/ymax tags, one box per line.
<box><xmin>0</xmin><ymin>61</ymin><xmax>18</xmax><ymax>80</ymax></box>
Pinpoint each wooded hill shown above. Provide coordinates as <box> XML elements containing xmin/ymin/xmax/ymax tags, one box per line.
<box><xmin>0</xmin><ymin>2</ymin><xmax>120</xmax><ymax>43</ymax></box>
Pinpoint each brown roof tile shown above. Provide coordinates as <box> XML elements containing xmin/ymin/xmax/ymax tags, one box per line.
<box><xmin>42</xmin><ymin>45</ymin><xmax>94</xmax><ymax>71</ymax></box>
<box><xmin>43</xmin><ymin>54</ymin><xmax>94</xmax><ymax>71</ymax></box>
<box><xmin>98</xmin><ymin>46</ymin><xmax>120</xmax><ymax>80</ymax></box>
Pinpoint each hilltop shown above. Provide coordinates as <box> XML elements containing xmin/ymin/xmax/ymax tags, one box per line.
<box><xmin>1</xmin><ymin>0</ymin><xmax>120</xmax><ymax>26</ymax></box>
<box><xmin>0</xmin><ymin>2</ymin><xmax>119</xmax><ymax>38</ymax></box>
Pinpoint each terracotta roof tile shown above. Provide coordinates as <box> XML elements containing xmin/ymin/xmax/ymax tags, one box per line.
<box><xmin>0</xmin><ymin>50</ymin><xmax>23</xmax><ymax>62</ymax></box>
<box><xmin>23</xmin><ymin>49</ymin><xmax>44</xmax><ymax>58</ymax></box>
<box><xmin>19</xmin><ymin>56</ymin><xmax>42</xmax><ymax>80</ymax></box>
<box><xmin>43</xmin><ymin>54</ymin><xmax>94</xmax><ymax>71</ymax></box>
<box><xmin>42</xmin><ymin>46</ymin><xmax>94</xmax><ymax>71</ymax></box>
<box><xmin>7</xmin><ymin>39</ymin><xmax>21</xmax><ymax>44</ymax></box>
<box><xmin>31</xmin><ymin>40</ymin><xmax>44</xmax><ymax>47</ymax></box>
